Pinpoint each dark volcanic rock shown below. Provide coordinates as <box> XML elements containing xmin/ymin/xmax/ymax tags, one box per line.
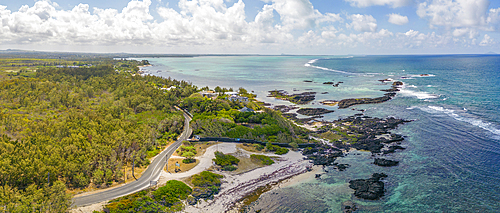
<box><xmin>273</xmin><ymin>105</ymin><xmax>298</xmax><ymax>113</ymax></box>
<box><xmin>327</xmin><ymin>115</ymin><xmax>409</xmax><ymax>153</ymax></box>
<box><xmin>383</xmin><ymin>145</ymin><xmax>406</xmax><ymax>154</ymax></box>
<box><xmin>335</xmin><ymin>80</ymin><xmax>404</xmax><ymax>109</ymax></box>
<box><xmin>337</xmin><ymin>95</ymin><xmax>393</xmax><ymax>109</ymax></box>
<box><xmin>268</xmin><ymin>90</ymin><xmax>316</xmax><ymax>104</ymax></box>
<box><xmin>187</xmin><ymin>196</ymin><xmax>197</xmax><ymax>205</ymax></box>
<box><xmin>392</xmin><ymin>81</ymin><xmax>403</xmax><ymax>86</ymax></box>
<box><xmin>380</xmin><ymin>87</ymin><xmax>400</xmax><ymax>92</ymax></box>
<box><xmin>283</xmin><ymin>113</ymin><xmax>323</xmax><ymax>124</ymax></box>
<box><xmin>303</xmin><ymin>146</ymin><xmax>343</xmax><ymax>166</ymax></box>
<box><xmin>335</xmin><ymin>163</ymin><xmax>350</xmax><ymax>171</ymax></box>
<box><xmin>297</xmin><ymin>108</ymin><xmax>334</xmax><ymax>116</ymax></box>
<box><xmin>304</xmin><ymin>80</ymin><xmax>313</xmax><ymax>82</ymax></box>
<box><xmin>192</xmin><ymin>187</ymin><xmax>214</xmax><ymax>199</ymax></box>
<box><xmin>374</xmin><ymin>158</ymin><xmax>399</xmax><ymax>167</ymax></box>
<box><xmin>342</xmin><ymin>201</ymin><xmax>358</xmax><ymax>213</ymax></box>
<box><xmin>349</xmin><ymin>173</ymin><xmax>387</xmax><ymax>200</ymax></box>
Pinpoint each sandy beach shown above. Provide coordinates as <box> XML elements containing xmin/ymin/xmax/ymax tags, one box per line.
<box><xmin>71</xmin><ymin>143</ymin><xmax>313</xmax><ymax>213</ymax></box>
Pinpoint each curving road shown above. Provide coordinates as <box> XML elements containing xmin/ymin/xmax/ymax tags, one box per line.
<box><xmin>72</xmin><ymin>109</ymin><xmax>192</xmax><ymax>207</ymax></box>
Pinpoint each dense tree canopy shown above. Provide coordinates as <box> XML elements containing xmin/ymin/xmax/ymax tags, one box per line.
<box><xmin>0</xmin><ymin>64</ymin><xmax>197</xmax><ymax>210</ymax></box>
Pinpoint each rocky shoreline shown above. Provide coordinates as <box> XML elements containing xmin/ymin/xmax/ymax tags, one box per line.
<box><xmin>349</xmin><ymin>173</ymin><xmax>388</xmax><ymax>200</ymax></box>
<box><xmin>268</xmin><ymin>90</ymin><xmax>316</xmax><ymax>105</ymax></box>
<box><xmin>296</xmin><ymin>108</ymin><xmax>334</xmax><ymax>116</ymax></box>
<box><xmin>336</xmin><ymin>81</ymin><xmax>402</xmax><ymax>109</ymax></box>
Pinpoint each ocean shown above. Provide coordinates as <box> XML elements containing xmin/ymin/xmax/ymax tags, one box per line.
<box><xmin>138</xmin><ymin>55</ymin><xmax>500</xmax><ymax>212</ymax></box>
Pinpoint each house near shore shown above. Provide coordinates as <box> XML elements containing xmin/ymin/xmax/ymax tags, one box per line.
<box><xmin>225</xmin><ymin>91</ymin><xmax>238</xmax><ymax>96</ymax></box>
<box><xmin>239</xmin><ymin>107</ymin><xmax>254</xmax><ymax>112</ymax></box>
<box><xmin>199</xmin><ymin>91</ymin><xmax>218</xmax><ymax>99</ymax></box>
<box><xmin>227</xmin><ymin>94</ymin><xmax>248</xmax><ymax>102</ymax></box>
<box><xmin>160</xmin><ymin>86</ymin><xmax>176</xmax><ymax>91</ymax></box>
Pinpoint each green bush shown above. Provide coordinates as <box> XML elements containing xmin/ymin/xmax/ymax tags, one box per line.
<box><xmin>213</xmin><ymin>151</ymin><xmax>240</xmax><ymax>168</ymax></box>
<box><xmin>191</xmin><ymin>171</ymin><xmax>223</xmax><ymax>187</ymax></box>
<box><xmin>152</xmin><ymin>180</ymin><xmax>192</xmax><ymax>201</ymax></box>
<box><xmin>182</xmin><ymin>158</ymin><xmax>196</xmax><ymax>164</ymax></box>
<box><xmin>250</xmin><ymin>154</ymin><xmax>275</xmax><ymax>165</ymax></box>
<box><xmin>255</xmin><ymin>144</ymin><xmax>265</xmax><ymax>151</ymax></box>
<box><xmin>223</xmin><ymin>165</ymin><xmax>237</xmax><ymax>171</ymax></box>
<box><xmin>275</xmin><ymin>147</ymin><xmax>289</xmax><ymax>155</ymax></box>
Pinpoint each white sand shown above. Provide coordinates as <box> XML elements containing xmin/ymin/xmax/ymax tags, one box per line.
<box><xmin>183</xmin><ymin>143</ymin><xmax>312</xmax><ymax>213</ymax></box>
<box><xmin>72</xmin><ymin>143</ymin><xmax>313</xmax><ymax>213</ymax></box>
<box><xmin>69</xmin><ymin>201</ymin><xmax>106</xmax><ymax>213</ymax></box>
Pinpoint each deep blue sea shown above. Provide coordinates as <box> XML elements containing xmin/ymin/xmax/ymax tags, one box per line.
<box><xmin>138</xmin><ymin>55</ymin><xmax>500</xmax><ymax>212</ymax></box>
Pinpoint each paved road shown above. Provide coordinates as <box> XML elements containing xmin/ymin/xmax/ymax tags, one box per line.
<box><xmin>72</xmin><ymin>110</ymin><xmax>192</xmax><ymax>207</ymax></box>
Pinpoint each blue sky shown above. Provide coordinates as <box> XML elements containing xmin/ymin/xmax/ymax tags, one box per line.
<box><xmin>0</xmin><ymin>0</ymin><xmax>499</xmax><ymax>54</ymax></box>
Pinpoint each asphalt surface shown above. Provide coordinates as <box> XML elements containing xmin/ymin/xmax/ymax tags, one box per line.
<box><xmin>72</xmin><ymin>111</ymin><xmax>192</xmax><ymax>207</ymax></box>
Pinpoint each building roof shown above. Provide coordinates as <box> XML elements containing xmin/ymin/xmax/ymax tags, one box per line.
<box><xmin>239</xmin><ymin>107</ymin><xmax>254</xmax><ymax>112</ymax></box>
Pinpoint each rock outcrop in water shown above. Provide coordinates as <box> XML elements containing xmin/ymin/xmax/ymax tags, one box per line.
<box><xmin>296</xmin><ymin>108</ymin><xmax>334</xmax><ymax>116</ymax></box>
<box><xmin>336</xmin><ymin>81</ymin><xmax>403</xmax><ymax>109</ymax></box>
<box><xmin>273</xmin><ymin>105</ymin><xmax>298</xmax><ymax>113</ymax></box>
<box><xmin>374</xmin><ymin>158</ymin><xmax>399</xmax><ymax>167</ymax></box>
<box><xmin>316</xmin><ymin>115</ymin><xmax>410</xmax><ymax>153</ymax></box>
<box><xmin>268</xmin><ymin>90</ymin><xmax>316</xmax><ymax>105</ymax></box>
<box><xmin>349</xmin><ymin>173</ymin><xmax>387</xmax><ymax>200</ymax></box>
<box><xmin>337</xmin><ymin>94</ymin><xmax>394</xmax><ymax>109</ymax></box>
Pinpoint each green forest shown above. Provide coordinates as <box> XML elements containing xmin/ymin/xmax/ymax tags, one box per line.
<box><xmin>181</xmin><ymin>95</ymin><xmax>310</xmax><ymax>146</ymax></box>
<box><xmin>0</xmin><ymin>62</ymin><xmax>197</xmax><ymax>211</ymax></box>
<box><xmin>0</xmin><ymin>55</ymin><xmax>312</xmax><ymax>212</ymax></box>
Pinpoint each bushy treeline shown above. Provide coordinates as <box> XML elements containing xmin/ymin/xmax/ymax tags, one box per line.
<box><xmin>103</xmin><ymin>171</ymin><xmax>224</xmax><ymax>212</ymax></box>
<box><xmin>213</xmin><ymin>151</ymin><xmax>240</xmax><ymax>171</ymax></box>
<box><xmin>104</xmin><ymin>180</ymin><xmax>192</xmax><ymax>213</ymax></box>
<box><xmin>184</xmin><ymin>95</ymin><xmax>309</xmax><ymax>144</ymax></box>
<box><xmin>0</xmin><ymin>65</ymin><xmax>197</xmax><ymax>209</ymax></box>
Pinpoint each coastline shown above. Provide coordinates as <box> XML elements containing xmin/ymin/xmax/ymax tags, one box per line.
<box><xmin>229</xmin><ymin>165</ymin><xmax>322</xmax><ymax>212</ymax></box>
<box><xmin>72</xmin><ymin>143</ymin><xmax>314</xmax><ymax>213</ymax></box>
<box><xmin>183</xmin><ymin>144</ymin><xmax>312</xmax><ymax>212</ymax></box>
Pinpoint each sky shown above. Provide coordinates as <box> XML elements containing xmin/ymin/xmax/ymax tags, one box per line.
<box><xmin>0</xmin><ymin>0</ymin><xmax>500</xmax><ymax>55</ymax></box>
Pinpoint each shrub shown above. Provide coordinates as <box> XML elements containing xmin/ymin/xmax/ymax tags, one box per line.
<box><xmin>191</xmin><ymin>171</ymin><xmax>223</xmax><ymax>187</ymax></box>
<box><xmin>153</xmin><ymin>180</ymin><xmax>192</xmax><ymax>202</ymax></box>
<box><xmin>223</xmin><ymin>165</ymin><xmax>237</xmax><ymax>171</ymax></box>
<box><xmin>182</xmin><ymin>158</ymin><xmax>196</xmax><ymax>164</ymax></box>
<box><xmin>213</xmin><ymin>151</ymin><xmax>240</xmax><ymax>168</ymax></box>
<box><xmin>255</xmin><ymin>144</ymin><xmax>265</xmax><ymax>151</ymax></box>
<box><xmin>275</xmin><ymin>147</ymin><xmax>289</xmax><ymax>155</ymax></box>
<box><xmin>250</xmin><ymin>154</ymin><xmax>274</xmax><ymax>165</ymax></box>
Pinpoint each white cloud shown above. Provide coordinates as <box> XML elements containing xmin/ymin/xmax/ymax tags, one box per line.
<box><xmin>387</xmin><ymin>13</ymin><xmax>408</xmax><ymax>25</ymax></box>
<box><xmin>263</xmin><ymin>0</ymin><xmax>321</xmax><ymax>30</ymax></box>
<box><xmin>347</xmin><ymin>14</ymin><xmax>377</xmax><ymax>32</ymax></box>
<box><xmin>452</xmin><ymin>28</ymin><xmax>478</xmax><ymax>39</ymax></box>
<box><xmin>479</xmin><ymin>34</ymin><xmax>493</xmax><ymax>46</ymax></box>
<box><xmin>417</xmin><ymin>0</ymin><xmax>489</xmax><ymax>28</ymax></box>
<box><xmin>0</xmin><ymin>0</ymin><xmax>498</xmax><ymax>53</ymax></box>
<box><xmin>344</xmin><ymin>0</ymin><xmax>411</xmax><ymax>8</ymax></box>
<box><xmin>487</xmin><ymin>8</ymin><xmax>500</xmax><ymax>30</ymax></box>
<box><xmin>320</xmin><ymin>26</ymin><xmax>338</xmax><ymax>39</ymax></box>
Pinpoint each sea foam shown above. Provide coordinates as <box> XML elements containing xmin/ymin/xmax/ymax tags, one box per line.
<box><xmin>398</xmin><ymin>87</ymin><xmax>439</xmax><ymax>99</ymax></box>
<box><xmin>304</xmin><ymin>59</ymin><xmax>358</xmax><ymax>75</ymax></box>
<box><xmin>421</xmin><ymin>106</ymin><xmax>500</xmax><ymax>137</ymax></box>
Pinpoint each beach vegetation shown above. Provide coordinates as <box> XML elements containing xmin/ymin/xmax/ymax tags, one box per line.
<box><xmin>250</xmin><ymin>154</ymin><xmax>275</xmax><ymax>165</ymax></box>
<box><xmin>0</xmin><ymin>59</ymin><xmax>198</xmax><ymax>209</ymax></box>
<box><xmin>265</xmin><ymin>142</ymin><xmax>289</xmax><ymax>155</ymax></box>
<box><xmin>103</xmin><ymin>180</ymin><xmax>191</xmax><ymax>213</ymax></box>
<box><xmin>191</xmin><ymin>171</ymin><xmax>223</xmax><ymax>188</ymax></box>
<box><xmin>189</xmin><ymin>102</ymin><xmax>310</xmax><ymax>144</ymax></box>
<box><xmin>213</xmin><ymin>151</ymin><xmax>240</xmax><ymax>171</ymax></box>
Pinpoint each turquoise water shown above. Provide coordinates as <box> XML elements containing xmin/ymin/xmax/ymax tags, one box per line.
<box><xmin>139</xmin><ymin>55</ymin><xmax>500</xmax><ymax>212</ymax></box>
